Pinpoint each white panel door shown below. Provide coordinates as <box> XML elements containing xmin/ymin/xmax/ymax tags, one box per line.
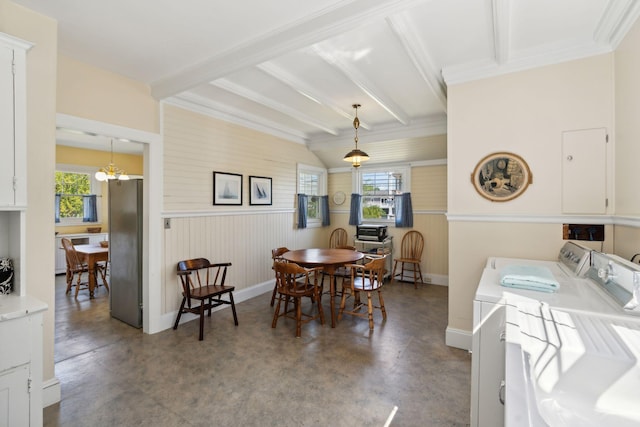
<box><xmin>0</xmin><ymin>45</ymin><xmax>15</xmax><ymax>206</ymax></box>
<box><xmin>561</xmin><ymin>128</ymin><xmax>607</xmax><ymax>214</ymax></box>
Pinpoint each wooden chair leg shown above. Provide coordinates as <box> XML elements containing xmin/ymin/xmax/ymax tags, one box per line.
<box><xmin>295</xmin><ymin>297</ymin><xmax>302</xmax><ymax>338</ymax></box>
<box><xmin>316</xmin><ymin>288</ymin><xmax>325</xmax><ymax>325</ymax></box>
<box><xmin>367</xmin><ymin>292</ymin><xmax>374</xmax><ymax>330</ymax></box>
<box><xmin>198</xmin><ymin>303</ymin><xmax>206</xmax><ymax>341</ymax></box>
<box><xmin>270</xmin><ymin>282</ymin><xmax>278</xmax><ymax>307</ymax></box>
<box><xmin>272</xmin><ymin>296</ymin><xmax>282</xmax><ymax>328</ymax></box>
<box><xmin>378</xmin><ymin>290</ymin><xmax>387</xmax><ymax>320</ymax></box>
<box><xmin>173</xmin><ymin>298</ymin><xmax>186</xmax><ymax>329</ymax></box>
<box><xmin>229</xmin><ymin>292</ymin><xmax>238</xmax><ymax>325</ymax></box>
<box><xmin>74</xmin><ymin>272</ymin><xmax>83</xmax><ymax>298</ymax></box>
<box><xmin>391</xmin><ymin>261</ymin><xmax>398</xmax><ymax>283</ymax></box>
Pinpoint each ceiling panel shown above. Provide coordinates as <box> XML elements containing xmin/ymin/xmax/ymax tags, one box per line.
<box><xmin>18</xmin><ymin>0</ymin><xmax>637</xmax><ymax>169</ymax></box>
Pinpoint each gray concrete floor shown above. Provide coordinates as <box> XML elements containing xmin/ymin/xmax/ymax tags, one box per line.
<box><xmin>45</xmin><ymin>274</ymin><xmax>471</xmax><ymax>427</ymax></box>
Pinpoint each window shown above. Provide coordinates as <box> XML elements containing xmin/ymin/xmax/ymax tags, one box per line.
<box><xmin>297</xmin><ymin>164</ymin><xmax>327</xmax><ymax>224</ymax></box>
<box><xmin>55</xmin><ymin>165</ymin><xmax>101</xmax><ymax>224</ymax></box>
<box><xmin>357</xmin><ymin>166</ymin><xmax>410</xmax><ymax>222</ymax></box>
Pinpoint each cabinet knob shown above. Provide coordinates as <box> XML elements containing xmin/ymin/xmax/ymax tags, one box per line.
<box><xmin>567</xmin><ymin>155</ymin><xmax>573</xmax><ymax>161</ymax></box>
<box><xmin>499</xmin><ymin>380</ymin><xmax>505</xmax><ymax>405</ymax></box>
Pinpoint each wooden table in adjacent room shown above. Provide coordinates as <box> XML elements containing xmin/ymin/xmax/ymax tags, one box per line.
<box><xmin>74</xmin><ymin>244</ymin><xmax>108</xmax><ymax>298</ymax></box>
<box><xmin>282</xmin><ymin>248</ymin><xmax>364</xmax><ymax>327</ymax></box>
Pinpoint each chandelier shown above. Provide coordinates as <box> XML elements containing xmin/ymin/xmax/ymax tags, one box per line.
<box><xmin>343</xmin><ymin>104</ymin><xmax>369</xmax><ymax>168</ymax></box>
<box><xmin>95</xmin><ymin>139</ymin><xmax>129</xmax><ymax>181</ymax></box>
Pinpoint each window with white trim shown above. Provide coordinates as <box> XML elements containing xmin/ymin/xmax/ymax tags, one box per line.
<box><xmin>297</xmin><ymin>164</ymin><xmax>327</xmax><ymax>224</ymax></box>
<box><xmin>355</xmin><ymin>165</ymin><xmax>410</xmax><ymax>222</ymax></box>
<box><xmin>55</xmin><ymin>165</ymin><xmax>102</xmax><ymax>225</ymax></box>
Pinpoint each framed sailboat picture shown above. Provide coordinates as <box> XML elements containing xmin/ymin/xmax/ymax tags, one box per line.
<box><xmin>249</xmin><ymin>176</ymin><xmax>272</xmax><ymax>205</ymax></box>
<box><xmin>213</xmin><ymin>171</ymin><xmax>243</xmax><ymax>205</ymax></box>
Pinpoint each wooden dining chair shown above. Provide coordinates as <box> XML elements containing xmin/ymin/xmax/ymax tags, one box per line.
<box><xmin>173</xmin><ymin>258</ymin><xmax>238</xmax><ymax>341</ymax></box>
<box><xmin>272</xmin><ymin>261</ymin><xmax>324</xmax><ymax>337</ymax></box>
<box><xmin>391</xmin><ymin>230</ymin><xmax>425</xmax><ymax>288</ymax></box>
<box><xmin>338</xmin><ymin>255</ymin><xmax>387</xmax><ymax>330</ymax></box>
<box><xmin>329</xmin><ymin>227</ymin><xmax>348</xmax><ymax>248</ymax></box>
<box><xmin>61</xmin><ymin>238</ymin><xmax>108</xmax><ymax>298</ymax></box>
<box><xmin>270</xmin><ymin>247</ymin><xmax>291</xmax><ymax>306</ymax></box>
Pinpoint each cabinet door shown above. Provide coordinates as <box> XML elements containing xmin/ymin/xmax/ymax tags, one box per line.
<box><xmin>0</xmin><ymin>364</ymin><xmax>29</xmax><ymax>427</ymax></box>
<box><xmin>471</xmin><ymin>301</ymin><xmax>506</xmax><ymax>427</ymax></box>
<box><xmin>562</xmin><ymin>128</ymin><xmax>607</xmax><ymax>214</ymax></box>
<box><xmin>0</xmin><ymin>44</ymin><xmax>15</xmax><ymax>206</ymax></box>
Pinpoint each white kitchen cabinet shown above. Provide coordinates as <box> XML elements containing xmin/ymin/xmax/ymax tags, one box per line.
<box><xmin>470</xmin><ymin>299</ymin><xmax>506</xmax><ymax>427</ymax></box>
<box><xmin>0</xmin><ymin>296</ymin><xmax>47</xmax><ymax>427</ymax></box>
<box><xmin>0</xmin><ymin>33</ymin><xmax>30</xmax><ymax>208</ymax></box>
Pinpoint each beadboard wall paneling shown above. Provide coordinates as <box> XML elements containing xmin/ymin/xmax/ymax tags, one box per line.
<box><xmin>162</xmin><ymin>213</ymin><xmax>324</xmax><ymax>315</ymax></box>
<box><xmin>163</xmin><ymin>105</ymin><xmax>323</xmax><ymax>211</ymax></box>
<box><xmin>411</xmin><ymin>165</ymin><xmax>447</xmax><ymax>211</ymax></box>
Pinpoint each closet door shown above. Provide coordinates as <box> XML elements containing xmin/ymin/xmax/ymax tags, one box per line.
<box><xmin>561</xmin><ymin>128</ymin><xmax>607</xmax><ymax>214</ymax></box>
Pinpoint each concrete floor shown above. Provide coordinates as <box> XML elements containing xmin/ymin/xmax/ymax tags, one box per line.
<box><xmin>45</xmin><ymin>274</ymin><xmax>471</xmax><ymax>427</ymax></box>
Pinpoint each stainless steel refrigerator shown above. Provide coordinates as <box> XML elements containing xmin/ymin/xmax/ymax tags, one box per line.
<box><xmin>108</xmin><ymin>179</ymin><xmax>143</xmax><ymax>328</ymax></box>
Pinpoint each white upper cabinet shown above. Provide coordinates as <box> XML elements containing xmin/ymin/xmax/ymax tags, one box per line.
<box><xmin>0</xmin><ymin>34</ymin><xmax>31</xmax><ymax>208</ymax></box>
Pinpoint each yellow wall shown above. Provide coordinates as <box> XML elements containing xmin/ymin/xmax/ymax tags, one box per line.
<box><xmin>1</xmin><ymin>0</ymin><xmax>58</xmax><ymax>391</ymax></box>
<box><xmin>56</xmin><ymin>145</ymin><xmax>143</xmax><ymax>234</ymax></box>
<box><xmin>447</xmin><ymin>54</ymin><xmax>615</xmax><ymax>335</ymax></box>
<box><xmin>57</xmin><ymin>54</ymin><xmax>159</xmax><ymax>133</ymax></box>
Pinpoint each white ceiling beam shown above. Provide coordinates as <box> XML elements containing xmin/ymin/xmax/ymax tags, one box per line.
<box><xmin>594</xmin><ymin>0</ymin><xmax>640</xmax><ymax>49</ymax></box>
<box><xmin>307</xmin><ymin>114</ymin><xmax>446</xmax><ymax>150</ymax></box>
<box><xmin>165</xmin><ymin>93</ymin><xmax>308</xmax><ymax>144</ymax></box>
<box><xmin>386</xmin><ymin>14</ymin><xmax>447</xmax><ymax>112</ymax></box>
<box><xmin>256</xmin><ymin>62</ymin><xmax>373</xmax><ymax>130</ymax></box>
<box><xmin>151</xmin><ymin>0</ymin><xmax>430</xmax><ymax>99</ymax></box>
<box><xmin>210</xmin><ymin>78</ymin><xmax>339</xmax><ymax>135</ymax></box>
<box><xmin>313</xmin><ymin>43</ymin><xmax>411</xmax><ymax>125</ymax></box>
<box><xmin>491</xmin><ymin>0</ymin><xmax>510</xmax><ymax>65</ymax></box>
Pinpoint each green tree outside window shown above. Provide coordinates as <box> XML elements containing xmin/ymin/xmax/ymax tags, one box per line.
<box><xmin>55</xmin><ymin>172</ymin><xmax>91</xmax><ymax>219</ymax></box>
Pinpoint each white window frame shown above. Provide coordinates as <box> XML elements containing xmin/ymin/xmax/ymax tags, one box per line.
<box><xmin>297</xmin><ymin>163</ymin><xmax>327</xmax><ymax>227</ymax></box>
<box><xmin>352</xmin><ymin>164</ymin><xmax>411</xmax><ymax>224</ymax></box>
<box><xmin>55</xmin><ymin>164</ymin><xmax>103</xmax><ymax>225</ymax></box>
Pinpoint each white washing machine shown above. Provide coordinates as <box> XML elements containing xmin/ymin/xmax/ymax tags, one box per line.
<box><xmin>469</xmin><ymin>241</ymin><xmax>639</xmax><ymax>427</ymax></box>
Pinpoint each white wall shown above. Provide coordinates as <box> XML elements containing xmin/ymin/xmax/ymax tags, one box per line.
<box><xmin>447</xmin><ymin>54</ymin><xmax>615</xmax><ymax>345</ymax></box>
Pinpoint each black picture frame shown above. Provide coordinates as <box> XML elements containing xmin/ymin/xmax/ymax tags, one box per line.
<box><xmin>213</xmin><ymin>171</ymin><xmax>243</xmax><ymax>205</ymax></box>
<box><xmin>249</xmin><ymin>176</ymin><xmax>272</xmax><ymax>206</ymax></box>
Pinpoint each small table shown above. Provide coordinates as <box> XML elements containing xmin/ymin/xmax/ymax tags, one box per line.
<box><xmin>74</xmin><ymin>244</ymin><xmax>109</xmax><ymax>298</ymax></box>
<box><xmin>282</xmin><ymin>248</ymin><xmax>364</xmax><ymax>327</ymax></box>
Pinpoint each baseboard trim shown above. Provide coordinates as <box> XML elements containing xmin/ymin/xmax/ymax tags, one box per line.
<box><xmin>445</xmin><ymin>326</ymin><xmax>471</xmax><ymax>351</ymax></box>
<box><xmin>159</xmin><ymin>279</ymin><xmax>274</xmax><ymax>332</ymax></box>
<box><xmin>42</xmin><ymin>377</ymin><xmax>61</xmax><ymax>407</ymax></box>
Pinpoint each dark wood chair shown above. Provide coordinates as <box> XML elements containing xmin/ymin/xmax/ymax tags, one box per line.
<box><xmin>391</xmin><ymin>230</ymin><xmax>425</xmax><ymax>288</ymax></box>
<box><xmin>173</xmin><ymin>258</ymin><xmax>238</xmax><ymax>341</ymax></box>
<box><xmin>272</xmin><ymin>261</ymin><xmax>324</xmax><ymax>337</ymax></box>
<box><xmin>61</xmin><ymin>237</ymin><xmax>108</xmax><ymax>298</ymax></box>
<box><xmin>339</xmin><ymin>255</ymin><xmax>387</xmax><ymax>330</ymax></box>
<box><xmin>270</xmin><ymin>247</ymin><xmax>290</xmax><ymax>306</ymax></box>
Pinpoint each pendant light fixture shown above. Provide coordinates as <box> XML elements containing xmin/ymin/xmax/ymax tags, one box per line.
<box><xmin>343</xmin><ymin>103</ymin><xmax>369</xmax><ymax>168</ymax></box>
<box><xmin>95</xmin><ymin>139</ymin><xmax>129</xmax><ymax>181</ymax></box>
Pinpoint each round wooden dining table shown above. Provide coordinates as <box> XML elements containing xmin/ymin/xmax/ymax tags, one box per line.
<box><xmin>282</xmin><ymin>248</ymin><xmax>364</xmax><ymax>327</ymax></box>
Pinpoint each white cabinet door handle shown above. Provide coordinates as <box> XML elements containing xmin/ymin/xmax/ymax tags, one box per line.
<box><xmin>499</xmin><ymin>380</ymin><xmax>505</xmax><ymax>405</ymax></box>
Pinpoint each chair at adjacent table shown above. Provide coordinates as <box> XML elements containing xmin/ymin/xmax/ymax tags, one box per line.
<box><xmin>391</xmin><ymin>230</ymin><xmax>425</xmax><ymax>288</ymax></box>
<box><xmin>329</xmin><ymin>227</ymin><xmax>348</xmax><ymax>248</ymax></box>
<box><xmin>270</xmin><ymin>247</ymin><xmax>291</xmax><ymax>306</ymax></box>
<box><xmin>61</xmin><ymin>237</ymin><xmax>109</xmax><ymax>298</ymax></box>
<box><xmin>338</xmin><ymin>255</ymin><xmax>387</xmax><ymax>330</ymax></box>
<box><xmin>173</xmin><ymin>258</ymin><xmax>239</xmax><ymax>341</ymax></box>
<box><xmin>272</xmin><ymin>261</ymin><xmax>325</xmax><ymax>337</ymax></box>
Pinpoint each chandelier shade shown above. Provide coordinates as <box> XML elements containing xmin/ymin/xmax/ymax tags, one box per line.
<box><xmin>95</xmin><ymin>139</ymin><xmax>129</xmax><ymax>181</ymax></box>
<box><xmin>343</xmin><ymin>104</ymin><xmax>369</xmax><ymax>168</ymax></box>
